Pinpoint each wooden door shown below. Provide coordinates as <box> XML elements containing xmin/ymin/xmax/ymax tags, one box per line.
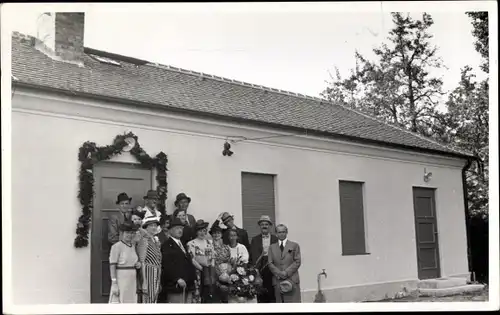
<box><xmin>91</xmin><ymin>162</ymin><xmax>152</xmax><ymax>303</ymax></box>
<box><xmin>413</xmin><ymin>187</ymin><xmax>441</xmax><ymax>280</ymax></box>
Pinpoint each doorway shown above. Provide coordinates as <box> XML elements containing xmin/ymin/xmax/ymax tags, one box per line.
<box><xmin>412</xmin><ymin>187</ymin><xmax>441</xmax><ymax>280</ymax></box>
<box><xmin>90</xmin><ymin>162</ymin><xmax>152</xmax><ymax>303</ymax></box>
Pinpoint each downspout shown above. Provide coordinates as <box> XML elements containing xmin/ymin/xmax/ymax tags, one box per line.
<box><xmin>461</xmin><ymin>158</ymin><xmax>474</xmax><ymax>282</ymax></box>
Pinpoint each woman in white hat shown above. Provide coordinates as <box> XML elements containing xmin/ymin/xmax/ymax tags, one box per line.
<box><xmin>136</xmin><ymin>216</ymin><xmax>162</xmax><ymax>303</ymax></box>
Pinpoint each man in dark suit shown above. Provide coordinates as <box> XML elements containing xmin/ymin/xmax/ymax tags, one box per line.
<box><xmin>250</xmin><ymin>215</ymin><xmax>278</xmax><ymax>303</ymax></box>
<box><xmin>160</xmin><ymin>218</ymin><xmax>197</xmax><ymax>303</ymax></box>
<box><xmin>212</xmin><ymin>212</ymin><xmax>250</xmax><ymax>252</ymax></box>
<box><xmin>173</xmin><ymin>193</ymin><xmax>196</xmax><ymax>228</ymax></box>
<box><xmin>108</xmin><ymin>192</ymin><xmax>133</xmax><ymax>245</ymax></box>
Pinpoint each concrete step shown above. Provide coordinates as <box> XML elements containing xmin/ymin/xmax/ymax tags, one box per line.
<box><xmin>418</xmin><ymin>284</ymin><xmax>485</xmax><ymax>297</ymax></box>
<box><xmin>418</xmin><ymin>277</ymin><xmax>467</xmax><ymax>289</ymax></box>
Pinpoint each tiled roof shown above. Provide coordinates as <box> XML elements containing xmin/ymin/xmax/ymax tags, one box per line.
<box><xmin>11</xmin><ymin>32</ymin><xmax>472</xmax><ymax>159</ymax></box>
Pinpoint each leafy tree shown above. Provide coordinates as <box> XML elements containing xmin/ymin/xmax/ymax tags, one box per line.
<box><xmin>445</xmin><ymin>66</ymin><xmax>489</xmax><ymax>216</ymax></box>
<box><xmin>322</xmin><ymin>13</ymin><xmax>446</xmax><ymax>137</ymax></box>
<box><xmin>442</xmin><ymin>12</ymin><xmax>489</xmax><ymax>218</ymax></box>
<box><xmin>466</xmin><ymin>12</ymin><xmax>489</xmax><ymax>73</ymax></box>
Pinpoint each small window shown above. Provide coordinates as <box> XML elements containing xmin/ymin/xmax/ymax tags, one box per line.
<box><xmin>339</xmin><ymin>180</ymin><xmax>368</xmax><ymax>255</ymax></box>
<box><xmin>89</xmin><ymin>54</ymin><xmax>121</xmax><ymax>66</ymax></box>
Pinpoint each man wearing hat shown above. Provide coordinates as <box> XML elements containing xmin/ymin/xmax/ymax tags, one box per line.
<box><xmin>267</xmin><ymin>224</ymin><xmax>302</xmax><ymax>303</ymax></box>
<box><xmin>173</xmin><ymin>193</ymin><xmax>196</xmax><ymax>228</ymax></box>
<box><xmin>212</xmin><ymin>212</ymin><xmax>251</xmax><ymax>253</ymax></box>
<box><xmin>108</xmin><ymin>192</ymin><xmax>133</xmax><ymax>245</ymax></box>
<box><xmin>160</xmin><ymin>217</ymin><xmax>197</xmax><ymax>303</ymax></box>
<box><xmin>250</xmin><ymin>215</ymin><xmax>278</xmax><ymax>303</ymax></box>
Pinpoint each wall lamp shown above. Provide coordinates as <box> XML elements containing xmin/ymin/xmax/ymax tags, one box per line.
<box><xmin>424</xmin><ymin>168</ymin><xmax>433</xmax><ymax>182</ymax></box>
<box><xmin>222</xmin><ymin>141</ymin><xmax>234</xmax><ymax>157</ymax></box>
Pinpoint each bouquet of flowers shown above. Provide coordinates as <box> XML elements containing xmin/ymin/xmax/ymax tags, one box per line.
<box><xmin>216</xmin><ymin>257</ymin><xmax>264</xmax><ymax>300</ymax></box>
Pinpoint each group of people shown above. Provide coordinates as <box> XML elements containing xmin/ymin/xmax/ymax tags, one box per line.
<box><xmin>107</xmin><ymin>190</ymin><xmax>302</xmax><ymax>304</ymax></box>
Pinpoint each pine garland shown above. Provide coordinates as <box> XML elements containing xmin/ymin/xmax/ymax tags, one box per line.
<box><xmin>74</xmin><ymin>132</ymin><xmax>168</xmax><ymax>248</ymax></box>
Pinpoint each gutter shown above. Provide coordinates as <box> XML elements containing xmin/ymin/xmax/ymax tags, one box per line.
<box><xmin>12</xmin><ymin>81</ymin><xmax>474</xmax><ymax>161</ymax></box>
<box><xmin>461</xmin><ymin>157</ymin><xmax>475</xmax><ymax>281</ymax></box>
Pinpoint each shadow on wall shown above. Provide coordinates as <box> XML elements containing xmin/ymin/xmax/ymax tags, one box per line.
<box><xmin>469</xmin><ymin>214</ymin><xmax>489</xmax><ymax>284</ymax></box>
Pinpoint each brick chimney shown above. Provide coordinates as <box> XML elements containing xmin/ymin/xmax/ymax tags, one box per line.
<box><xmin>35</xmin><ymin>12</ymin><xmax>85</xmax><ymax>64</ymax></box>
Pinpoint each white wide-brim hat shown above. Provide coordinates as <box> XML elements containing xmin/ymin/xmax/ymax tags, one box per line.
<box><xmin>142</xmin><ymin>216</ymin><xmax>160</xmax><ymax>229</ymax></box>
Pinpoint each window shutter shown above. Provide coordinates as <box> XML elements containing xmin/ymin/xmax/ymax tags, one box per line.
<box><xmin>241</xmin><ymin>172</ymin><xmax>276</xmax><ymax>241</ymax></box>
<box><xmin>339</xmin><ymin>181</ymin><xmax>367</xmax><ymax>255</ymax></box>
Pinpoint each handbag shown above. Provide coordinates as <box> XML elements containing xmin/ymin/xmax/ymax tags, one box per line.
<box><xmin>202</xmin><ymin>265</ymin><xmax>217</xmax><ymax>286</ymax></box>
<box><xmin>109</xmin><ymin>291</ymin><xmax>120</xmax><ymax>304</ymax></box>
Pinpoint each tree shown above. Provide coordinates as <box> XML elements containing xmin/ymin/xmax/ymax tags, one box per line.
<box><xmin>466</xmin><ymin>12</ymin><xmax>489</xmax><ymax>73</ymax></box>
<box><xmin>455</xmin><ymin>12</ymin><xmax>490</xmax><ymax>283</ymax></box>
<box><xmin>445</xmin><ymin>66</ymin><xmax>489</xmax><ymax>217</ymax></box>
<box><xmin>322</xmin><ymin>13</ymin><xmax>446</xmax><ymax>137</ymax></box>
<box><xmin>442</xmin><ymin>11</ymin><xmax>490</xmax><ymax>218</ymax></box>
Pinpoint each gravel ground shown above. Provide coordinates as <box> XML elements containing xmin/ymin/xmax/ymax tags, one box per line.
<box><xmin>375</xmin><ymin>286</ymin><xmax>489</xmax><ymax>302</ymax></box>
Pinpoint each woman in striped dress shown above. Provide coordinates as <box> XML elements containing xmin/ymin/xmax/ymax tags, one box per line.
<box><xmin>130</xmin><ymin>210</ymin><xmax>147</xmax><ymax>303</ymax></box>
<box><xmin>137</xmin><ymin>216</ymin><xmax>163</xmax><ymax>303</ymax></box>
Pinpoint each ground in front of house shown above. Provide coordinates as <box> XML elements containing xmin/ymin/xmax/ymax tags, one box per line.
<box><xmin>372</xmin><ymin>286</ymin><xmax>489</xmax><ymax>302</ymax></box>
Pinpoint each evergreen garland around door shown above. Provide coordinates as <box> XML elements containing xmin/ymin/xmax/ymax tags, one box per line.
<box><xmin>74</xmin><ymin>131</ymin><xmax>168</xmax><ymax>248</ymax></box>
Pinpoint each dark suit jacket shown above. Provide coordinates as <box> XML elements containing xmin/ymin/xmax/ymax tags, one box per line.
<box><xmin>173</xmin><ymin>208</ymin><xmax>196</xmax><ymax>228</ymax></box>
<box><xmin>180</xmin><ymin>224</ymin><xmax>195</xmax><ymax>247</ymax></box>
<box><xmin>161</xmin><ymin>236</ymin><xmax>196</xmax><ymax>293</ymax></box>
<box><xmin>249</xmin><ymin>234</ymin><xmax>279</xmax><ymax>266</ymax></box>
<box><xmin>108</xmin><ymin>213</ymin><xmax>130</xmax><ymax>244</ymax></box>
<box><xmin>157</xmin><ymin>231</ymin><xmax>170</xmax><ymax>246</ymax></box>
<box><xmin>210</xmin><ymin>220</ymin><xmax>251</xmax><ymax>252</ymax></box>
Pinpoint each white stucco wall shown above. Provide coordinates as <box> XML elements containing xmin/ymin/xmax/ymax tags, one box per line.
<box><xmin>10</xmin><ymin>89</ymin><xmax>469</xmax><ymax>304</ymax></box>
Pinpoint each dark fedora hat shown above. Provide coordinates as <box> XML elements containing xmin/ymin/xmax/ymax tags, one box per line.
<box><xmin>174</xmin><ymin>192</ymin><xmax>192</xmax><ymax>206</ymax></box>
<box><xmin>116</xmin><ymin>192</ymin><xmax>132</xmax><ymax>205</ymax></box>
<box><xmin>209</xmin><ymin>224</ymin><xmax>223</xmax><ymax>235</ymax></box>
<box><xmin>169</xmin><ymin>218</ymin><xmax>185</xmax><ymax>229</ymax></box>
<box><xmin>160</xmin><ymin>214</ymin><xmax>172</xmax><ymax>226</ymax></box>
<box><xmin>194</xmin><ymin>219</ymin><xmax>209</xmax><ymax>231</ymax></box>
<box><xmin>119</xmin><ymin>221</ymin><xmax>138</xmax><ymax>232</ymax></box>
<box><xmin>143</xmin><ymin>190</ymin><xmax>159</xmax><ymax>200</ymax></box>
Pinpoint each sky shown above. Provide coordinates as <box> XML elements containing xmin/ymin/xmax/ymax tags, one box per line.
<box><xmin>2</xmin><ymin>2</ymin><xmax>491</xmax><ymax>101</ymax></box>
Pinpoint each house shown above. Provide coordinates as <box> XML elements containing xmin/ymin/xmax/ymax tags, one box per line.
<box><xmin>10</xmin><ymin>12</ymin><xmax>475</xmax><ymax>304</ymax></box>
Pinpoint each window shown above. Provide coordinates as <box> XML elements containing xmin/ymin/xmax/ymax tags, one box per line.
<box><xmin>339</xmin><ymin>180</ymin><xmax>368</xmax><ymax>255</ymax></box>
<box><xmin>89</xmin><ymin>54</ymin><xmax>121</xmax><ymax>66</ymax></box>
<box><xmin>241</xmin><ymin>172</ymin><xmax>276</xmax><ymax>241</ymax></box>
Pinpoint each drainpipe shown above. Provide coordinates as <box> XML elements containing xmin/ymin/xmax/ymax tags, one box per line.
<box><xmin>461</xmin><ymin>158</ymin><xmax>474</xmax><ymax>282</ymax></box>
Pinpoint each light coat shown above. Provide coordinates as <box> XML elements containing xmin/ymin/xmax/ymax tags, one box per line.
<box><xmin>267</xmin><ymin>240</ymin><xmax>302</xmax><ymax>303</ymax></box>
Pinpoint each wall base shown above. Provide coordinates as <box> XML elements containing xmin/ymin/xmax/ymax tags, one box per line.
<box><xmin>448</xmin><ymin>273</ymin><xmax>471</xmax><ymax>282</ymax></box>
<box><xmin>301</xmin><ymin>279</ymin><xmax>419</xmax><ymax>303</ymax></box>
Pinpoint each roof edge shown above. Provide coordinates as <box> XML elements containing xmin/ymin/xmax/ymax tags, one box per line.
<box><xmin>12</xmin><ymin>81</ymin><xmax>474</xmax><ymax>160</ymax></box>
<box><xmin>12</xmin><ymin>32</ymin><xmax>468</xmax><ymax>158</ymax></box>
